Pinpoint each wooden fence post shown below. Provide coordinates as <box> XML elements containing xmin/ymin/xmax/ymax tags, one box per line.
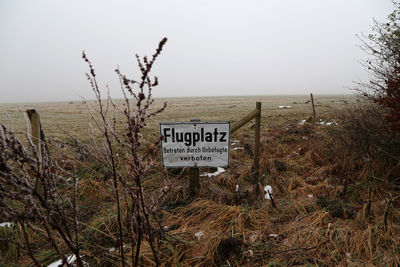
<box><xmin>186</xmin><ymin>103</ymin><xmax>262</xmax><ymax>196</ymax></box>
<box><xmin>190</xmin><ymin>167</ymin><xmax>200</xmax><ymax>195</ymax></box>
<box><xmin>253</xmin><ymin>102</ymin><xmax>261</xmax><ymax>187</ymax></box>
<box><xmin>26</xmin><ymin>109</ymin><xmax>47</xmax><ymax>197</ymax></box>
<box><xmin>310</xmin><ymin>93</ymin><xmax>316</xmax><ymax>121</ymax></box>
<box><xmin>26</xmin><ymin>109</ymin><xmax>52</xmax><ymax>164</ymax></box>
<box><xmin>26</xmin><ymin>109</ymin><xmax>42</xmax><ymax>159</ymax></box>
<box><xmin>231</xmin><ymin>102</ymin><xmax>262</xmax><ymax>191</ymax></box>
<box><xmin>189</xmin><ymin>119</ymin><xmax>201</xmax><ymax>195</ymax></box>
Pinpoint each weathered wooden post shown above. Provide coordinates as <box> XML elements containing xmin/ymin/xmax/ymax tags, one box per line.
<box><xmin>230</xmin><ymin>102</ymin><xmax>262</xmax><ymax>194</ymax></box>
<box><xmin>26</xmin><ymin>109</ymin><xmax>42</xmax><ymax>158</ymax></box>
<box><xmin>253</xmin><ymin>102</ymin><xmax>261</xmax><ymax>187</ymax></box>
<box><xmin>189</xmin><ymin>119</ymin><xmax>201</xmax><ymax>195</ymax></box>
<box><xmin>26</xmin><ymin>109</ymin><xmax>51</xmax><ymax>163</ymax></box>
<box><xmin>230</xmin><ymin>108</ymin><xmax>261</xmax><ymax>132</ymax></box>
<box><xmin>189</xmin><ymin>167</ymin><xmax>200</xmax><ymax>195</ymax></box>
<box><xmin>26</xmin><ymin>109</ymin><xmax>48</xmax><ymax>197</ymax></box>
<box><xmin>310</xmin><ymin>93</ymin><xmax>316</xmax><ymax>121</ymax></box>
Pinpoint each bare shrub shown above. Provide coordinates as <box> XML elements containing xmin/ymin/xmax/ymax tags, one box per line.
<box><xmin>0</xmin><ymin>120</ymin><xmax>84</xmax><ymax>266</ymax></box>
<box><xmin>310</xmin><ymin>102</ymin><xmax>400</xmax><ymax>206</ymax></box>
<box><xmin>356</xmin><ymin>1</ymin><xmax>400</xmax><ymax>134</ymax></box>
<box><xmin>0</xmin><ymin>38</ymin><xmax>171</xmax><ymax>266</ymax></box>
<box><xmin>80</xmin><ymin>37</ymin><xmax>170</xmax><ymax>266</ymax></box>
<box><xmin>327</xmin><ymin>103</ymin><xmax>389</xmax><ymax>159</ymax></box>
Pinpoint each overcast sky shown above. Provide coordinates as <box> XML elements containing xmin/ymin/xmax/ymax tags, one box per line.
<box><xmin>0</xmin><ymin>0</ymin><xmax>394</xmax><ymax>103</ymax></box>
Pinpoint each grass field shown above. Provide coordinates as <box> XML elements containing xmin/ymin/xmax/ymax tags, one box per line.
<box><xmin>0</xmin><ymin>94</ymin><xmax>357</xmax><ymax>139</ymax></box>
<box><xmin>2</xmin><ymin>94</ymin><xmax>399</xmax><ymax>267</ymax></box>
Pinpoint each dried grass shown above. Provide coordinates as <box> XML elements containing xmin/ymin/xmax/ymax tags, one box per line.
<box><xmin>2</xmin><ymin>97</ymin><xmax>400</xmax><ymax>266</ymax></box>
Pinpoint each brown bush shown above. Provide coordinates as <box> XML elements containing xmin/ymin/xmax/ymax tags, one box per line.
<box><xmin>357</xmin><ymin>1</ymin><xmax>400</xmax><ymax>134</ymax></box>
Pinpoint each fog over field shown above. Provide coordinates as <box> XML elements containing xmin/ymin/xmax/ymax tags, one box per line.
<box><xmin>0</xmin><ymin>0</ymin><xmax>394</xmax><ymax>103</ymax></box>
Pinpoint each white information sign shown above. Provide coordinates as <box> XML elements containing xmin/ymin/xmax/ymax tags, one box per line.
<box><xmin>160</xmin><ymin>122</ymin><xmax>230</xmax><ymax>167</ymax></box>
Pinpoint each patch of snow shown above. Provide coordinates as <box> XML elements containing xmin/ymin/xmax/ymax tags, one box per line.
<box><xmin>109</xmin><ymin>245</ymin><xmax>125</xmax><ymax>253</ymax></box>
<box><xmin>194</xmin><ymin>231</ymin><xmax>205</xmax><ymax>240</ymax></box>
<box><xmin>163</xmin><ymin>226</ymin><xmax>169</xmax><ymax>231</ymax></box>
<box><xmin>299</xmin><ymin>119</ymin><xmax>306</xmax><ymax>125</ymax></box>
<box><xmin>231</xmin><ymin>139</ymin><xmax>239</xmax><ymax>145</ymax></box>
<box><xmin>0</xmin><ymin>222</ymin><xmax>13</xmax><ymax>228</ymax></box>
<box><xmin>307</xmin><ymin>194</ymin><xmax>314</xmax><ymax>198</ymax></box>
<box><xmin>235</xmin><ymin>184</ymin><xmax>239</xmax><ymax>192</ymax></box>
<box><xmin>264</xmin><ymin>185</ymin><xmax>273</xmax><ymax>200</ymax></box>
<box><xmin>279</xmin><ymin>106</ymin><xmax>291</xmax><ymax>109</ymax></box>
<box><xmin>200</xmin><ymin>167</ymin><xmax>225</xmax><ymax>177</ymax></box>
<box><xmin>319</xmin><ymin>120</ymin><xmax>338</xmax><ymax>126</ymax></box>
<box><xmin>269</xmin><ymin>234</ymin><xmax>278</xmax><ymax>238</ymax></box>
<box><xmin>302</xmin><ymin>136</ymin><xmax>308</xmax><ymax>140</ymax></box>
<box><xmin>249</xmin><ymin>249</ymin><xmax>254</xmax><ymax>256</ymax></box>
<box><xmin>47</xmin><ymin>255</ymin><xmax>76</xmax><ymax>267</ymax></box>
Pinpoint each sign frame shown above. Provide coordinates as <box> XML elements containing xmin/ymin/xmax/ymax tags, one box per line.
<box><xmin>159</xmin><ymin>121</ymin><xmax>230</xmax><ymax>168</ymax></box>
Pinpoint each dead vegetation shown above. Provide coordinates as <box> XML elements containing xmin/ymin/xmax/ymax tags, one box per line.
<box><xmin>139</xmin><ymin>110</ymin><xmax>398</xmax><ymax>266</ymax></box>
<box><xmin>1</xmin><ymin>96</ymin><xmax>400</xmax><ymax>266</ymax></box>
